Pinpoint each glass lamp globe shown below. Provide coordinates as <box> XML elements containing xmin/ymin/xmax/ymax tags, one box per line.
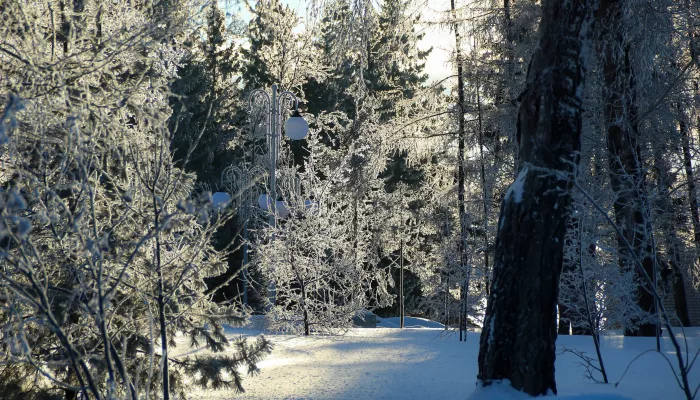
<box><xmin>284</xmin><ymin>110</ymin><xmax>308</xmax><ymax>140</ymax></box>
<box><xmin>212</xmin><ymin>192</ymin><xmax>231</xmax><ymax>210</ymax></box>
<box><xmin>258</xmin><ymin>194</ymin><xmax>270</xmax><ymax>211</ymax></box>
<box><xmin>276</xmin><ymin>200</ymin><xmax>290</xmax><ymax>219</ymax></box>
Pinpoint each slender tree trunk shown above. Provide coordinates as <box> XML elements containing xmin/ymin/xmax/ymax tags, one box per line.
<box><xmin>561</xmin><ymin>214</ymin><xmax>593</xmax><ymax>336</ymax></box>
<box><xmin>598</xmin><ymin>0</ymin><xmax>656</xmax><ymax>337</ymax></box>
<box><xmin>452</xmin><ymin>0</ymin><xmax>468</xmax><ymax>344</ymax></box>
<box><xmin>444</xmin><ymin>275</ymin><xmax>450</xmax><ymax>329</ymax></box>
<box><xmin>577</xmin><ymin>221</ymin><xmax>609</xmax><ymax>383</ymax></box>
<box><xmin>559</xmin><ymin>217</ymin><xmax>575</xmax><ymax>336</ymax></box>
<box><xmin>476</xmin><ymin>68</ymin><xmax>491</xmax><ymax>301</ymax></box>
<box><xmin>557</xmin><ymin>303</ymin><xmax>572</xmax><ymax>335</ymax></box>
<box><xmin>301</xmin><ymin>280</ymin><xmax>310</xmax><ymax>336</ymax></box>
<box><xmin>154</xmin><ymin>198</ymin><xmax>170</xmax><ymax>400</ymax></box>
<box><xmin>59</xmin><ymin>0</ymin><xmax>69</xmax><ymax>55</ymax></box>
<box><xmin>503</xmin><ymin>0</ymin><xmax>518</xmax><ymax>175</ymax></box>
<box><xmin>477</xmin><ymin>0</ymin><xmax>595</xmax><ymax>394</ymax></box>
<box><xmin>400</xmin><ymin>236</ymin><xmax>405</xmax><ymax>329</ymax></box>
<box><xmin>461</xmin><ymin>278</ymin><xmax>469</xmax><ymax>334</ymax></box>
<box><xmin>290</xmin><ymin>254</ymin><xmax>310</xmax><ymax>336</ymax></box>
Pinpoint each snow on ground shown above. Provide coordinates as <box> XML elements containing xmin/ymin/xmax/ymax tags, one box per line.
<box><xmin>376</xmin><ymin>316</ymin><xmax>445</xmax><ymax>329</ymax></box>
<box><xmin>184</xmin><ymin>323</ymin><xmax>700</xmax><ymax>400</ymax></box>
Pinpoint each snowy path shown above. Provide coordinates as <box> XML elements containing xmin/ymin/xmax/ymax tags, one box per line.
<box><xmin>190</xmin><ymin>327</ymin><xmax>700</xmax><ymax>400</ymax></box>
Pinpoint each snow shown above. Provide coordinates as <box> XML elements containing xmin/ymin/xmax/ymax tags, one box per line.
<box><xmin>505</xmin><ymin>166</ymin><xmax>528</xmax><ymax>204</ymax></box>
<box><xmin>185</xmin><ymin>324</ymin><xmax>700</xmax><ymax>400</ymax></box>
<box><xmin>376</xmin><ymin>316</ymin><xmax>445</xmax><ymax>329</ymax></box>
<box><xmin>469</xmin><ymin>381</ymin><xmax>632</xmax><ymax>400</ymax></box>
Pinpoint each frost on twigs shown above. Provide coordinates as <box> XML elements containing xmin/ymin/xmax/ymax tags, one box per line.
<box><xmin>0</xmin><ymin>0</ymin><xmax>269</xmax><ymax>398</ymax></box>
<box><xmin>0</xmin><ymin>94</ymin><xmax>23</xmax><ymax>145</ymax></box>
<box><xmin>254</xmin><ymin>166</ymin><xmax>391</xmax><ymax>336</ymax></box>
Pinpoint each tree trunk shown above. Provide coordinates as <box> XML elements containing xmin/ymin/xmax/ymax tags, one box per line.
<box><xmin>444</xmin><ymin>275</ymin><xmax>450</xmax><ymax>329</ymax></box>
<box><xmin>561</xmin><ymin>214</ymin><xmax>593</xmax><ymax>336</ymax></box>
<box><xmin>557</xmin><ymin>303</ymin><xmax>571</xmax><ymax>335</ymax></box>
<box><xmin>301</xmin><ymin>279</ymin><xmax>310</xmax><ymax>336</ymax></box>
<box><xmin>655</xmin><ymin>141</ymin><xmax>692</xmax><ymax>327</ymax></box>
<box><xmin>476</xmin><ymin>0</ymin><xmax>594</xmax><ymax>394</ymax></box>
<box><xmin>668</xmin><ymin>261</ymin><xmax>692</xmax><ymax>327</ymax></box>
<box><xmin>451</xmin><ymin>0</ymin><xmax>469</xmax><ymax>343</ymax></box>
<box><xmin>681</xmin><ymin>112</ymin><xmax>700</xmax><ymax>266</ymax></box>
<box><xmin>290</xmin><ymin>254</ymin><xmax>310</xmax><ymax>336</ymax></box>
<box><xmin>599</xmin><ymin>0</ymin><xmax>656</xmax><ymax>337</ymax></box>
<box><xmin>503</xmin><ymin>0</ymin><xmax>518</xmax><ymax>175</ymax></box>
<box><xmin>476</xmin><ymin>67</ymin><xmax>491</xmax><ymax>304</ymax></box>
<box><xmin>153</xmin><ymin>195</ymin><xmax>170</xmax><ymax>400</ymax></box>
<box><xmin>400</xmin><ymin>237</ymin><xmax>405</xmax><ymax>329</ymax></box>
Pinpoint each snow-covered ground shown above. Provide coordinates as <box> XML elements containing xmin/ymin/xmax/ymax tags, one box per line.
<box><xmin>186</xmin><ymin>321</ymin><xmax>700</xmax><ymax>400</ymax></box>
<box><xmin>376</xmin><ymin>316</ymin><xmax>446</xmax><ymax>329</ymax></box>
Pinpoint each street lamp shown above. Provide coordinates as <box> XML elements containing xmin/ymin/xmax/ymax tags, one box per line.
<box><xmin>248</xmin><ymin>84</ymin><xmax>308</xmax><ymax>305</ymax></box>
<box><xmin>218</xmin><ymin>164</ymin><xmax>266</xmax><ymax>306</ymax></box>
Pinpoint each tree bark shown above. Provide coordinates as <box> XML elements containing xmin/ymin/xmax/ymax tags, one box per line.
<box><xmin>559</xmin><ymin>214</ymin><xmax>592</xmax><ymax>336</ymax></box>
<box><xmin>598</xmin><ymin>0</ymin><xmax>656</xmax><ymax>337</ymax></box>
<box><xmin>557</xmin><ymin>303</ymin><xmax>571</xmax><ymax>335</ymax></box>
<box><xmin>400</xmin><ymin>236</ymin><xmax>405</xmax><ymax>329</ymax></box>
<box><xmin>562</xmin><ymin>214</ymin><xmax>593</xmax><ymax>336</ymax></box>
<box><xmin>476</xmin><ymin>0</ymin><xmax>595</xmax><ymax>394</ymax></box>
<box><xmin>451</xmin><ymin>0</ymin><xmax>469</xmax><ymax>343</ymax></box>
<box><xmin>655</xmin><ymin>140</ymin><xmax>692</xmax><ymax>327</ymax></box>
<box><xmin>476</xmin><ymin>67</ymin><xmax>491</xmax><ymax>304</ymax></box>
<box><xmin>290</xmin><ymin>254</ymin><xmax>310</xmax><ymax>336</ymax></box>
<box><xmin>681</xmin><ymin>112</ymin><xmax>700</xmax><ymax>271</ymax></box>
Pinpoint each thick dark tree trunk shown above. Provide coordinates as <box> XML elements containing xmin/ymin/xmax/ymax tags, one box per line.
<box><xmin>676</xmin><ymin>108</ymin><xmax>699</xmax><ymax>328</ymax></box>
<box><xmin>476</xmin><ymin>0</ymin><xmax>594</xmax><ymax>395</ymax></box>
<box><xmin>681</xmin><ymin>113</ymin><xmax>700</xmax><ymax>273</ymax></box>
<box><xmin>655</xmin><ymin>143</ymin><xmax>692</xmax><ymax>327</ymax></box>
<box><xmin>598</xmin><ymin>0</ymin><xmax>656</xmax><ymax>337</ymax></box>
<box><xmin>669</xmin><ymin>260</ymin><xmax>692</xmax><ymax>327</ymax></box>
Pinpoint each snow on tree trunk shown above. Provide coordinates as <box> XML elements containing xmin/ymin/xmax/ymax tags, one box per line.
<box><xmin>476</xmin><ymin>0</ymin><xmax>595</xmax><ymax>395</ymax></box>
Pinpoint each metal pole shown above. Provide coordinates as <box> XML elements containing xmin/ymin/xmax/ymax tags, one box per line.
<box><xmin>654</xmin><ymin>252</ymin><xmax>660</xmax><ymax>351</ymax></box>
<box><xmin>242</xmin><ymin>169</ymin><xmax>249</xmax><ymax>306</ymax></box>
<box><xmin>247</xmin><ymin>85</ymin><xmax>301</xmax><ymax>309</ymax></box>
<box><xmin>268</xmin><ymin>84</ymin><xmax>278</xmax><ymax>306</ymax></box>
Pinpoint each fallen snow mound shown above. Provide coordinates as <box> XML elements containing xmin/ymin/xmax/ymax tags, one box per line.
<box><xmin>377</xmin><ymin>316</ymin><xmax>445</xmax><ymax>329</ymax></box>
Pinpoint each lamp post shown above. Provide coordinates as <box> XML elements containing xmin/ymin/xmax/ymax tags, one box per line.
<box><xmin>218</xmin><ymin>164</ymin><xmax>266</xmax><ymax>306</ymax></box>
<box><xmin>248</xmin><ymin>84</ymin><xmax>308</xmax><ymax>306</ymax></box>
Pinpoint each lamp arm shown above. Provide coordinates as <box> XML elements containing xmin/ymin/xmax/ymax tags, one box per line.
<box><xmin>277</xmin><ymin>91</ymin><xmax>300</xmax><ymax>113</ymax></box>
<box><xmin>247</xmin><ymin>89</ymin><xmax>272</xmax><ymax>113</ymax></box>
